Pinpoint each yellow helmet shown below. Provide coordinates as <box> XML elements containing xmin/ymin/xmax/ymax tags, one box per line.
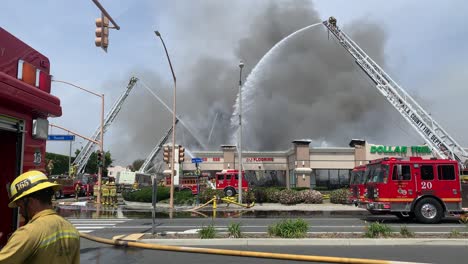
<box><xmin>8</xmin><ymin>170</ymin><xmax>61</xmax><ymax>208</ymax></box>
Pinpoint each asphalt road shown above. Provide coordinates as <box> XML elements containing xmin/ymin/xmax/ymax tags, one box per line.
<box><xmin>79</xmin><ymin>241</ymin><xmax>468</xmax><ymax>264</ymax></box>
<box><xmin>69</xmin><ymin>210</ymin><xmax>468</xmax><ymax>264</ymax></box>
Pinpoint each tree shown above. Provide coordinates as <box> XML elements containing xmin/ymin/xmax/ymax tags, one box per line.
<box><xmin>45</xmin><ymin>152</ymin><xmax>70</xmax><ymax>175</ymax></box>
<box><xmin>129</xmin><ymin>159</ymin><xmax>145</xmax><ymax>172</ymax></box>
<box><xmin>73</xmin><ymin>149</ymin><xmax>113</xmax><ymax>175</ymax></box>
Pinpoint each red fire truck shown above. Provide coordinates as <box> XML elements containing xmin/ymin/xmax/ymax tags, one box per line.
<box><xmin>172</xmin><ymin>174</ymin><xmax>209</xmax><ymax>195</ymax></box>
<box><xmin>362</xmin><ymin>157</ymin><xmax>468</xmax><ymax>223</ymax></box>
<box><xmin>349</xmin><ymin>165</ymin><xmax>366</xmax><ymax>205</ymax></box>
<box><xmin>166</xmin><ymin>170</ymin><xmax>249</xmax><ymax>196</ymax></box>
<box><xmin>215</xmin><ymin>169</ymin><xmax>249</xmax><ymax>196</ymax></box>
<box><xmin>0</xmin><ymin>27</ymin><xmax>61</xmax><ymax>246</ymax></box>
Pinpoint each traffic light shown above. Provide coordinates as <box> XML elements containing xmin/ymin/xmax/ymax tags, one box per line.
<box><xmin>178</xmin><ymin>145</ymin><xmax>185</xmax><ymax>163</ymax></box>
<box><xmin>163</xmin><ymin>145</ymin><xmax>172</xmax><ymax>164</ymax></box>
<box><xmin>97</xmin><ymin>151</ymin><xmax>103</xmax><ymax>167</ymax></box>
<box><xmin>95</xmin><ymin>13</ymin><xmax>109</xmax><ymax>51</ymax></box>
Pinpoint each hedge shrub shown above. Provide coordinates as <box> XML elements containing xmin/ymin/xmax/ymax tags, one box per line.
<box><xmin>122</xmin><ymin>186</ymin><xmax>170</xmax><ymax>203</ymax></box>
<box><xmin>300</xmin><ymin>190</ymin><xmax>323</xmax><ymax>204</ymax></box>
<box><xmin>329</xmin><ymin>188</ymin><xmax>351</xmax><ymax>204</ymax></box>
<box><xmin>278</xmin><ymin>189</ymin><xmax>303</xmax><ymax>205</ymax></box>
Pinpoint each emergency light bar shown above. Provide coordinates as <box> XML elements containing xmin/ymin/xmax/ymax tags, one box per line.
<box><xmin>17</xmin><ymin>60</ymin><xmax>51</xmax><ymax>93</ymax></box>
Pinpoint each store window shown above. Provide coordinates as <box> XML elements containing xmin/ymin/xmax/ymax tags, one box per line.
<box><xmin>313</xmin><ymin>169</ymin><xmax>351</xmax><ymax>189</ymax></box>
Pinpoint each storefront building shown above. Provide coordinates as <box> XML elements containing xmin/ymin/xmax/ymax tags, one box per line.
<box><xmin>177</xmin><ymin>139</ymin><xmax>435</xmax><ymax>190</ymax></box>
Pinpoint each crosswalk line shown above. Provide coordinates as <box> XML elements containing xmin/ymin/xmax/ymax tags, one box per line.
<box><xmin>68</xmin><ymin>218</ymin><xmax>130</xmax><ymax>233</ymax></box>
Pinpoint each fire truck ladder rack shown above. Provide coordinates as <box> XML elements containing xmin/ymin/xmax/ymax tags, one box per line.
<box><xmin>137</xmin><ymin>119</ymin><xmax>179</xmax><ymax>174</ymax></box>
<box><xmin>323</xmin><ymin>18</ymin><xmax>468</xmax><ymax>168</ymax></box>
<box><xmin>73</xmin><ymin>77</ymin><xmax>138</xmax><ymax>174</ymax></box>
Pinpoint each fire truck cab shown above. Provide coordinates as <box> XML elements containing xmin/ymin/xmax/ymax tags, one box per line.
<box><xmin>349</xmin><ymin>165</ymin><xmax>366</xmax><ymax>205</ymax></box>
<box><xmin>363</xmin><ymin>157</ymin><xmax>467</xmax><ymax>223</ymax></box>
<box><xmin>0</xmin><ymin>27</ymin><xmax>61</xmax><ymax>246</ymax></box>
<box><xmin>215</xmin><ymin>169</ymin><xmax>249</xmax><ymax>197</ymax></box>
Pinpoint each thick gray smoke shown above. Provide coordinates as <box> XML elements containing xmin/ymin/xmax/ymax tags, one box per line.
<box><xmin>108</xmin><ymin>0</ymin><xmax>420</xmax><ymax>165</ymax></box>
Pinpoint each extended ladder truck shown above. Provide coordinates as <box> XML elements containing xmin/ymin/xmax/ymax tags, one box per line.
<box><xmin>137</xmin><ymin>119</ymin><xmax>178</xmax><ymax>174</ymax></box>
<box><xmin>73</xmin><ymin>77</ymin><xmax>138</xmax><ymax>174</ymax></box>
<box><xmin>324</xmin><ymin>17</ymin><xmax>468</xmax><ymax>223</ymax></box>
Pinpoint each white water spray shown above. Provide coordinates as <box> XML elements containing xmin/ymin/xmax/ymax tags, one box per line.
<box><xmin>139</xmin><ymin>79</ymin><xmax>208</xmax><ymax>150</ymax></box>
<box><xmin>230</xmin><ymin>22</ymin><xmax>323</xmax><ymax>144</ymax></box>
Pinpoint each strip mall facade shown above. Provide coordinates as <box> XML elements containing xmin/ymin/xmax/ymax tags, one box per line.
<box><xmin>176</xmin><ymin>139</ymin><xmax>435</xmax><ymax>189</ymax></box>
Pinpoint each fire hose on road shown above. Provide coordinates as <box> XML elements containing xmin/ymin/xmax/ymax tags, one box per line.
<box><xmin>80</xmin><ymin>232</ymin><xmax>426</xmax><ymax>264</ymax></box>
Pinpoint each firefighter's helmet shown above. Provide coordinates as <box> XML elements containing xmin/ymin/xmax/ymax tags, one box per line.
<box><xmin>8</xmin><ymin>170</ymin><xmax>61</xmax><ymax>208</ymax></box>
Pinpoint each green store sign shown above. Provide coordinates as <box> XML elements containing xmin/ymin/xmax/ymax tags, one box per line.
<box><xmin>370</xmin><ymin>145</ymin><xmax>432</xmax><ymax>154</ymax></box>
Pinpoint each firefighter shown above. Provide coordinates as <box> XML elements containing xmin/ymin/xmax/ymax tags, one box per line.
<box><xmin>0</xmin><ymin>170</ymin><xmax>80</xmax><ymax>263</ymax></box>
<box><xmin>93</xmin><ymin>184</ymin><xmax>99</xmax><ymax>203</ymax></box>
<box><xmin>328</xmin><ymin>16</ymin><xmax>337</xmax><ymax>27</ymax></box>
<box><xmin>74</xmin><ymin>183</ymin><xmax>81</xmax><ymax>202</ymax></box>
<box><xmin>108</xmin><ymin>178</ymin><xmax>117</xmax><ymax>206</ymax></box>
<box><xmin>102</xmin><ymin>181</ymin><xmax>110</xmax><ymax>205</ymax></box>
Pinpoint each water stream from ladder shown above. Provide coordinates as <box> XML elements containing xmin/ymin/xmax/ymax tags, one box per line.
<box><xmin>139</xmin><ymin>79</ymin><xmax>208</xmax><ymax>152</ymax></box>
<box><xmin>230</xmin><ymin>22</ymin><xmax>323</xmax><ymax>144</ymax></box>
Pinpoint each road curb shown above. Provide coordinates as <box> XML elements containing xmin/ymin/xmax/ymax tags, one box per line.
<box><xmin>139</xmin><ymin>238</ymin><xmax>468</xmax><ymax>246</ymax></box>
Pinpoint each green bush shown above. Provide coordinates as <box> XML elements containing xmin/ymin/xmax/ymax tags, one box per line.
<box><xmin>449</xmin><ymin>229</ymin><xmax>461</xmax><ymax>238</ymax></box>
<box><xmin>198</xmin><ymin>224</ymin><xmax>217</xmax><ymax>239</ymax></box>
<box><xmin>241</xmin><ymin>189</ymin><xmax>256</xmax><ymax>204</ymax></box>
<box><xmin>268</xmin><ymin>219</ymin><xmax>309</xmax><ymax>238</ymax></box>
<box><xmin>252</xmin><ymin>187</ymin><xmax>268</xmax><ymax>203</ymax></box>
<box><xmin>329</xmin><ymin>188</ymin><xmax>351</xmax><ymax>204</ymax></box>
<box><xmin>399</xmin><ymin>225</ymin><xmax>414</xmax><ymax>238</ymax></box>
<box><xmin>227</xmin><ymin>223</ymin><xmax>242</xmax><ymax>238</ymax></box>
<box><xmin>265</xmin><ymin>187</ymin><xmax>283</xmax><ymax>203</ymax></box>
<box><xmin>174</xmin><ymin>189</ymin><xmax>194</xmax><ymax>205</ymax></box>
<box><xmin>122</xmin><ymin>186</ymin><xmax>170</xmax><ymax>203</ymax></box>
<box><xmin>199</xmin><ymin>188</ymin><xmax>224</xmax><ymax>203</ymax></box>
<box><xmin>278</xmin><ymin>189</ymin><xmax>303</xmax><ymax>205</ymax></box>
<box><xmin>364</xmin><ymin>222</ymin><xmax>393</xmax><ymax>238</ymax></box>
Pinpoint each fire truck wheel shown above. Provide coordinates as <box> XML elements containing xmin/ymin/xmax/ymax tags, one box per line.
<box><xmin>414</xmin><ymin>198</ymin><xmax>443</xmax><ymax>224</ymax></box>
<box><xmin>224</xmin><ymin>187</ymin><xmax>236</xmax><ymax>197</ymax></box>
<box><xmin>54</xmin><ymin>190</ymin><xmax>63</xmax><ymax>199</ymax></box>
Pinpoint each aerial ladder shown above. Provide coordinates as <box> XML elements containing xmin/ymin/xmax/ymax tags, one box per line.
<box><xmin>73</xmin><ymin>77</ymin><xmax>138</xmax><ymax>174</ymax></box>
<box><xmin>137</xmin><ymin>119</ymin><xmax>179</xmax><ymax>174</ymax></box>
<box><xmin>323</xmin><ymin>17</ymin><xmax>468</xmax><ymax>168</ymax></box>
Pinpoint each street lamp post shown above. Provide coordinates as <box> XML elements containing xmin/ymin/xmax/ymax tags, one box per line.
<box><xmin>154</xmin><ymin>30</ymin><xmax>177</xmax><ymax>209</ymax></box>
<box><xmin>52</xmin><ymin>79</ymin><xmax>105</xmax><ymax>205</ymax></box>
<box><xmin>238</xmin><ymin>60</ymin><xmax>244</xmax><ymax>204</ymax></box>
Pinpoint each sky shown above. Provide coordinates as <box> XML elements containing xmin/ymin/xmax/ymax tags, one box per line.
<box><xmin>2</xmin><ymin>0</ymin><xmax>468</xmax><ymax>167</ymax></box>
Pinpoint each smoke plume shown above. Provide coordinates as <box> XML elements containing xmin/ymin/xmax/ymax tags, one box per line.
<box><xmin>108</xmin><ymin>1</ymin><xmax>418</xmax><ymax>165</ymax></box>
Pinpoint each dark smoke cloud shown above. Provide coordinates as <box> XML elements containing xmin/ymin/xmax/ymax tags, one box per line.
<box><xmin>108</xmin><ymin>0</ymin><xmax>418</xmax><ymax>165</ymax></box>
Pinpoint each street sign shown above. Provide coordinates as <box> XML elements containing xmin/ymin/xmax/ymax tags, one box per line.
<box><xmin>47</xmin><ymin>134</ymin><xmax>75</xmax><ymax>141</ymax></box>
<box><xmin>192</xmin><ymin>157</ymin><xmax>203</xmax><ymax>163</ymax></box>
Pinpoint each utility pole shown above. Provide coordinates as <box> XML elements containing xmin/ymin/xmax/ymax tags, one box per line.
<box><xmin>238</xmin><ymin>60</ymin><xmax>244</xmax><ymax>204</ymax></box>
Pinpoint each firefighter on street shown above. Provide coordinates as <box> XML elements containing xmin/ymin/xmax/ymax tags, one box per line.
<box><xmin>0</xmin><ymin>171</ymin><xmax>80</xmax><ymax>263</ymax></box>
<box><xmin>108</xmin><ymin>178</ymin><xmax>117</xmax><ymax>206</ymax></box>
<box><xmin>102</xmin><ymin>180</ymin><xmax>110</xmax><ymax>205</ymax></box>
<box><xmin>74</xmin><ymin>183</ymin><xmax>81</xmax><ymax>201</ymax></box>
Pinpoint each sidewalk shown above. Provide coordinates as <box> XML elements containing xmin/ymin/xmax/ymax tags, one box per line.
<box><xmin>121</xmin><ymin>200</ymin><xmax>368</xmax><ymax>214</ymax></box>
<box><xmin>54</xmin><ymin>197</ymin><xmax>368</xmax><ymax>215</ymax></box>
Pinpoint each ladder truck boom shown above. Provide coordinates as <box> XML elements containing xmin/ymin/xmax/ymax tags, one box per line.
<box><xmin>323</xmin><ymin>17</ymin><xmax>468</xmax><ymax>168</ymax></box>
<box><xmin>73</xmin><ymin>77</ymin><xmax>138</xmax><ymax>173</ymax></box>
<box><xmin>138</xmin><ymin>119</ymin><xmax>179</xmax><ymax>173</ymax></box>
